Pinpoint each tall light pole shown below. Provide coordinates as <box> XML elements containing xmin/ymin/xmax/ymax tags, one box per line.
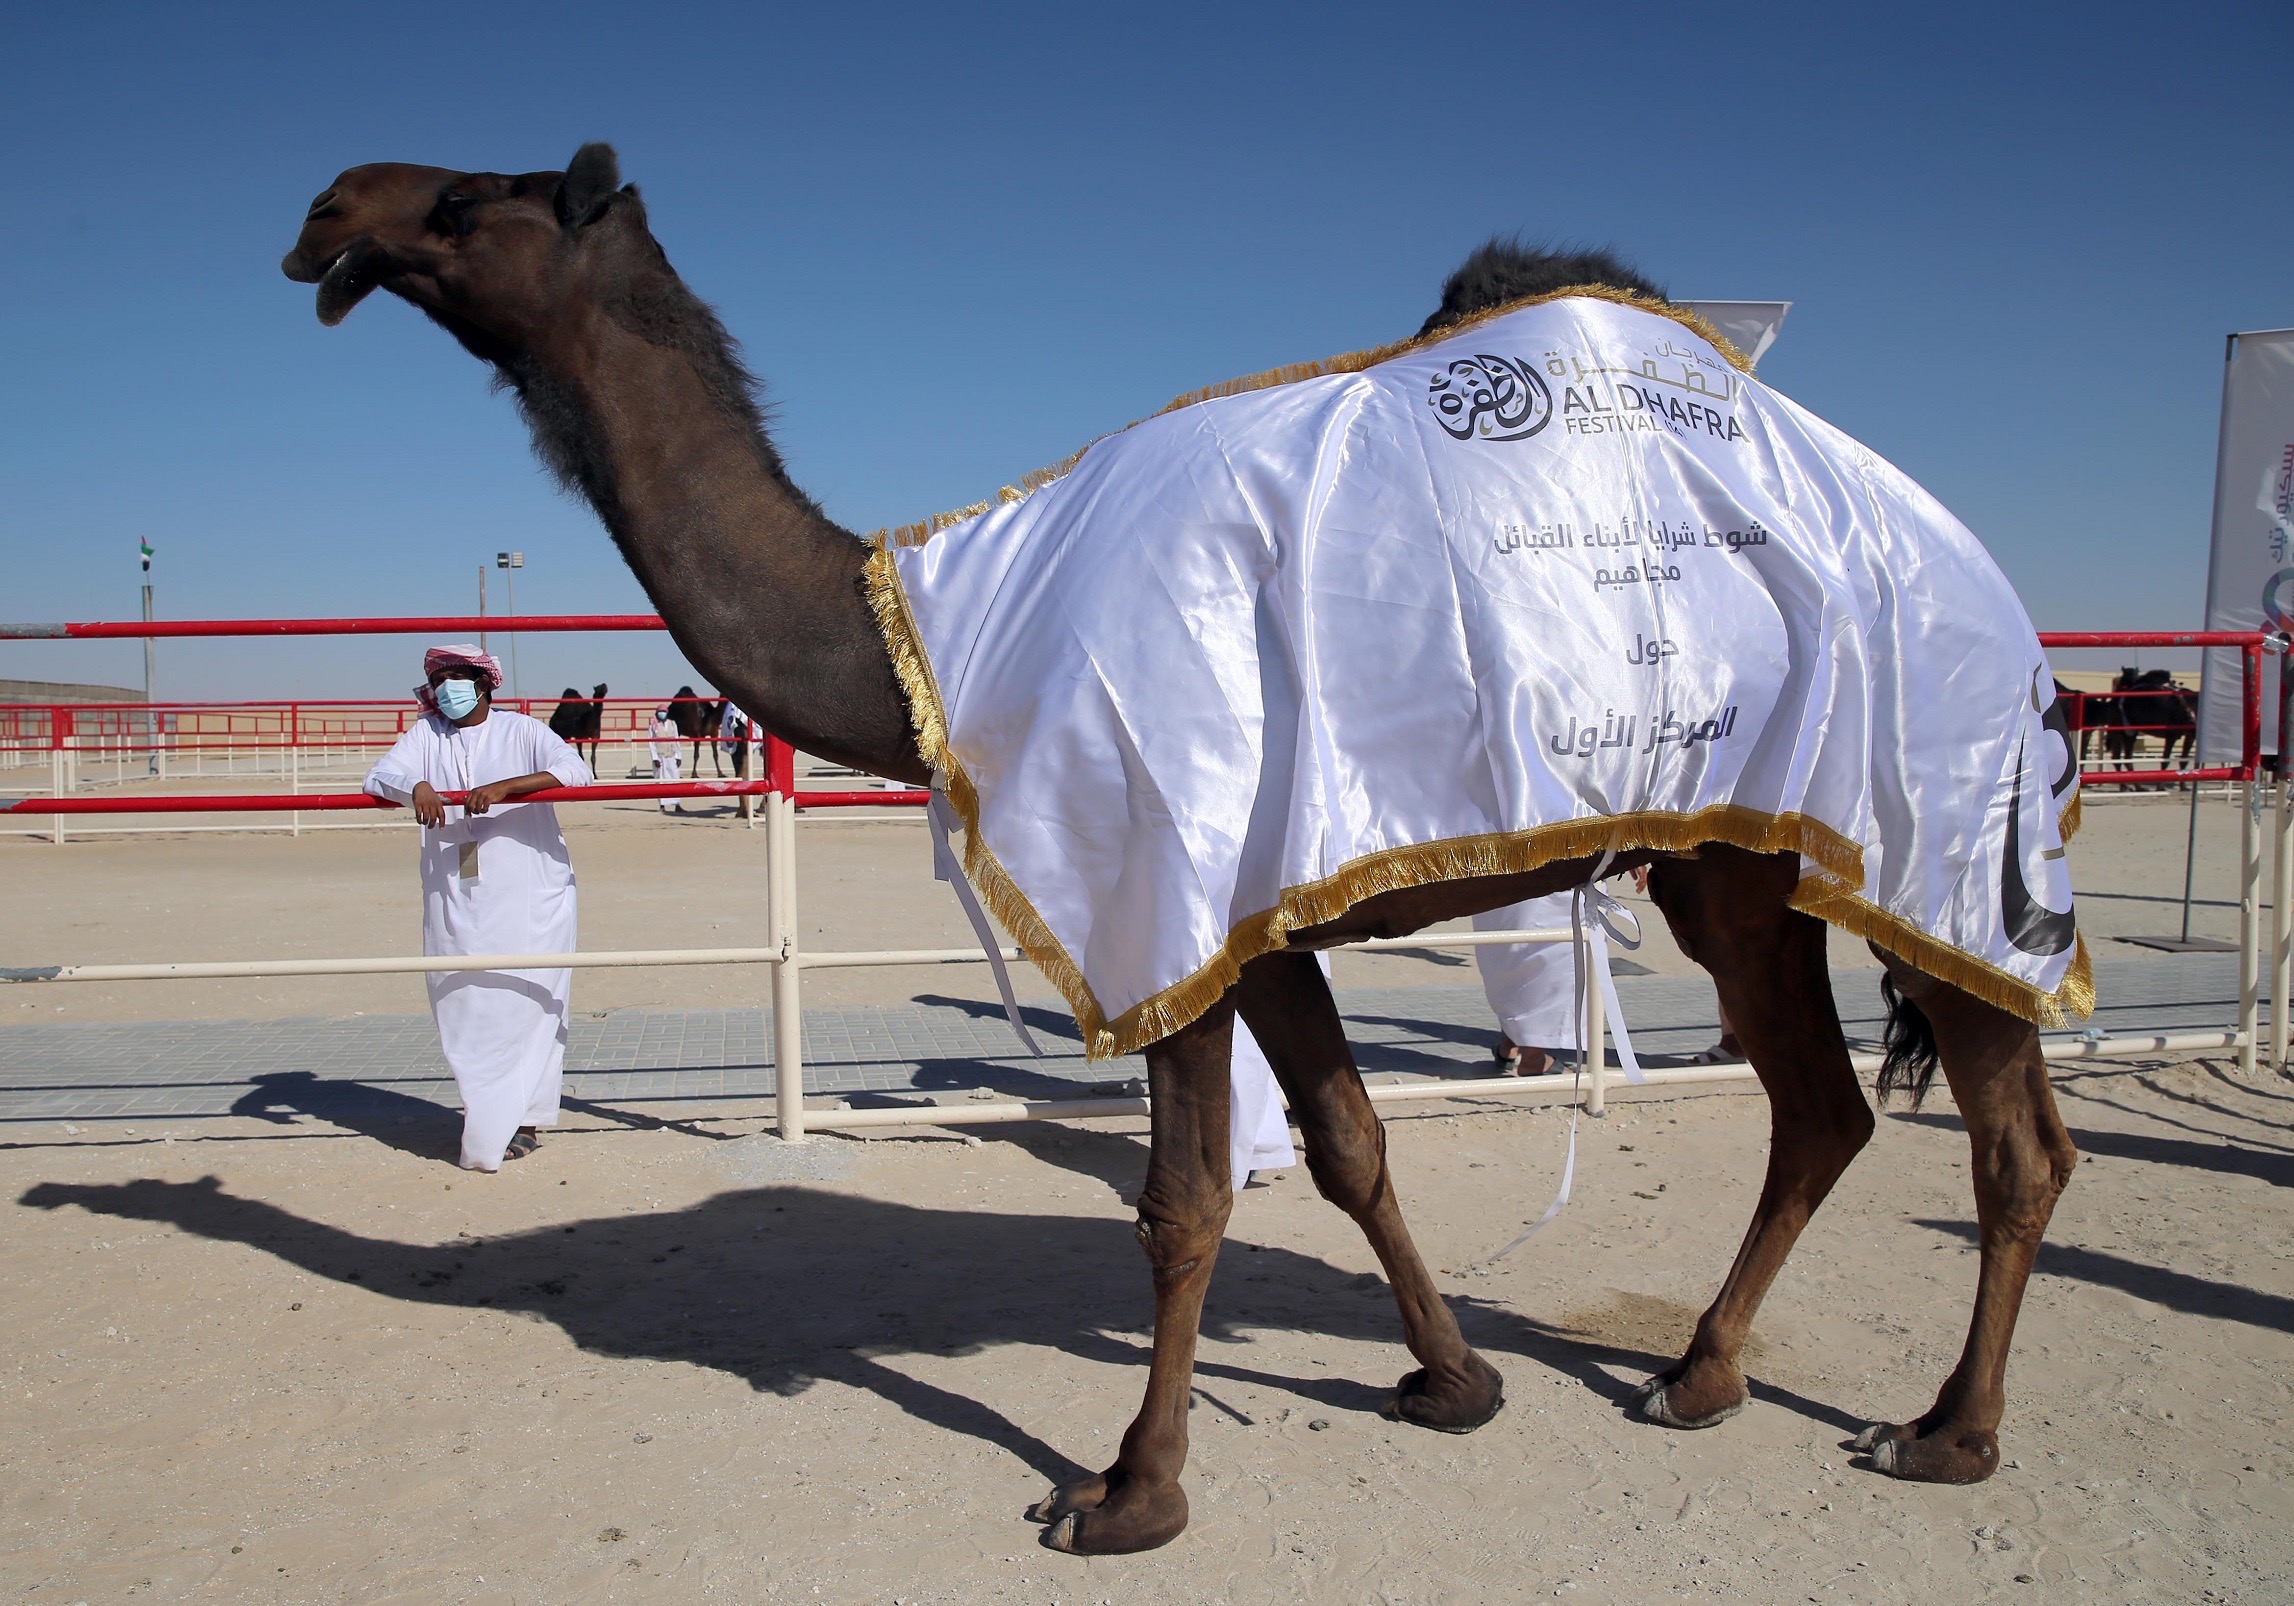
<box><xmin>138</xmin><ymin>537</ymin><xmax>158</xmax><ymax>775</ymax></box>
<box><xmin>496</xmin><ymin>551</ymin><xmax>523</xmax><ymax>703</ymax></box>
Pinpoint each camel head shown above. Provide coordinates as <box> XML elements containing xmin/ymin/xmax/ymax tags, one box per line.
<box><xmin>281</xmin><ymin>143</ymin><xmax>647</xmax><ymax>358</ymax></box>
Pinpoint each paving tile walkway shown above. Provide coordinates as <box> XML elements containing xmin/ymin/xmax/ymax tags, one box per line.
<box><xmin>0</xmin><ymin>952</ymin><xmax>2253</xmax><ymax>1125</ymax></box>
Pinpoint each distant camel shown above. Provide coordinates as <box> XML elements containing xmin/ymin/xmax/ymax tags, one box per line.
<box><xmin>2056</xmin><ymin>680</ymin><xmax>2119</xmax><ymax>769</ymax></box>
<box><xmin>547</xmin><ymin>682</ymin><xmax>607</xmax><ymax>769</ymax></box>
<box><xmin>286</xmin><ymin>145</ymin><xmax>2079</xmax><ymax>1554</ymax></box>
<box><xmin>2112</xmin><ymin>667</ymin><xmax>2196</xmax><ymax>777</ymax></box>
<box><xmin>701</xmin><ymin>697</ymin><xmax>729</xmax><ymax>776</ymax></box>
<box><xmin>665</xmin><ymin>684</ymin><xmax>720</xmax><ymax>774</ymax></box>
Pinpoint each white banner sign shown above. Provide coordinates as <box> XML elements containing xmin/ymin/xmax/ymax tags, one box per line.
<box><xmin>1681</xmin><ymin>301</ymin><xmax>1791</xmax><ymax>370</ymax></box>
<box><xmin>2198</xmin><ymin>329</ymin><xmax>2294</xmax><ymax>763</ymax></box>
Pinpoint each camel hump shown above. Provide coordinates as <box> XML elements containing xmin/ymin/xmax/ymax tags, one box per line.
<box><xmin>1418</xmin><ymin>239</ymin><xmax>1666</xmax><ymax>338</ymax></box>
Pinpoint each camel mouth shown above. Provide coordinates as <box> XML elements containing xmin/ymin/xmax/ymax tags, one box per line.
<box><xmin>308</xmin><ymin>240</ymin><xmax>395</xmax><ymax>327</ymax></box>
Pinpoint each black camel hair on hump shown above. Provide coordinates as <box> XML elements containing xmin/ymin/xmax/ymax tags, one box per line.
<box><xmin>1419</xmin><ymin>239</ymin><xmax>1666</xmax><ymax>338</ymax></box>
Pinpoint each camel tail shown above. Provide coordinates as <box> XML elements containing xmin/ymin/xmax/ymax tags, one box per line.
<box><xmin>1876</xmin><ymin>974</ymin><xmax>1941</xmax><ymax>1109</ymax></box>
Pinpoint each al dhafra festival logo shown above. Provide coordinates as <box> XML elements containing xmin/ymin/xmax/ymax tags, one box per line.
<box><xmin>1427</xmin><ymin>353</ymin><xmax>1553</xmax><ymax>442</ymax></box>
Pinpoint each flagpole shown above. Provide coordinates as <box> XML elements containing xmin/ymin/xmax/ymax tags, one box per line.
<box><xmin>138</xmin><ymin>539</ymin><xmax>157</xmax><ymax>777</ymax></box>
<box><xmin>496</xmin><ymin>550</ymin><xmax>523</xmax><ymax>703</ymax></box>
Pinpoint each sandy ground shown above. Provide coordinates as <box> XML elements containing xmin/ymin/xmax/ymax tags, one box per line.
<box><xmin>3</xmin><ymin>1057</ymin><xmax>2289</xmax><ymax>1602</ymax></box>
<box><xmin>0</xmin><ymin>785</ymin><xmax>2273</xmax><ymax>1024</ymax></box>
<box><xmin>4</xmin><ymin>779</ymin><xmax>2291</xmax><ymax>1600</ymax></box>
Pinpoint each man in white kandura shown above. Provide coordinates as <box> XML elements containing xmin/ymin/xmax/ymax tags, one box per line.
<box><xmin>1228</xmin><ymin>957</ymin><xmax>1313</xmax><ymax>1190</ymax></box>
<box><xmin>1473</xmin><ymin>892</ymin><xmax>1580</xmax><ymax>1077</ymax></box>
<box><xmin>647</xmin><ymin>703</ymin><xmax>685</xmax><ymax>813</ymax></box>
<box><xmin>719</xmin><ymin>699</ymin><xmax>756</xmax><ymax>820</ymax></box>
<box><xmin>1477</xmin><ymin>876</ymin><xmax>1738</xmax><ymax>1074</ymax></box>
<box><xmin>364</xmin><ymin>645</ymin><xmax>594</xmax><ymax>1171</ymax></box>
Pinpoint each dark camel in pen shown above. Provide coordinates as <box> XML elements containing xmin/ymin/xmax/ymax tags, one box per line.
<box><xmin>281</xmin><ymin>145</ymin><xmax>2077</xmax><ymax>1555</ymax></box>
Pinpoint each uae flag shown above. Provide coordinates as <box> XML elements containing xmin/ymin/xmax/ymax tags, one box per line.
<box><xmin>138</xmin><ymin>538</ymin><xmax>153</xmax><ymax>572</ymax></box>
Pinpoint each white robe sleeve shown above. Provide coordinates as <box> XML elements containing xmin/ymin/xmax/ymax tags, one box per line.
<box><xmin>363</xmin><ymin>722</ymin><xmax>432</xmax><ymax>807</ymax></box>
<box><xmin>529</xmin><ymin>719</ymin><xmax>595</xmax><ymax>789</ymax></box>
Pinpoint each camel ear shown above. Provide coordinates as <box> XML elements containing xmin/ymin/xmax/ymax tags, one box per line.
<box><xmin>557</xmin><ymin>142</ymin><xmax>622</xmax><ymax>228</ymax></box>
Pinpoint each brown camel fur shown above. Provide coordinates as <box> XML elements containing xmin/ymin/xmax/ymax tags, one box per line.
<box><xmin>281</xmin><ymin>143</ymin><xmax>2077</xmax><ymax>1555</ymax></box>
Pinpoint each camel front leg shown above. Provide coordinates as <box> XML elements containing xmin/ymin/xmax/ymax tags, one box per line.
<box><xmin>1234</xmin><ymin>951</ymin><xmax>1504</xmax><ymax>1430</ymax></box>
<box><xmin>1033</xmin><ymin>1000</ymin><xmax>1235</xmax><ymax>1555</ymax></box>
<box><xmin>1633</xmin><ymin>850</ymin><xmax>1874</xmax><ymax>1429</ymax></box>
<box><xmin>1853</xmin><ymin>974</ymin><xmax>2076</xmax><ymax>1483</ymax></box>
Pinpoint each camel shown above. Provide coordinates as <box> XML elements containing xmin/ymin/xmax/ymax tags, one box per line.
<box><xmin>2054</xmin><ymin>679</ymin><xmax>2116</xmax><ymax>770</ymax></box>
<box><xmin>666</xmin><ymin>683</ymin><xmax>721</xmax><ymax>775</ymax></box>
<box><xmin>2113</xmin><ymin>667</ymin><xmax>2197</xmax><ymax>779</ymax></box>
<box><xmin>282</xmin><ymin>144</ymin><xmax>2079</xmax><ymax>1556</ymax></box>
<box><xmin>546</xmin><ymin>681</ymin><xmax>608</xmax><ymax>769</ymax></box>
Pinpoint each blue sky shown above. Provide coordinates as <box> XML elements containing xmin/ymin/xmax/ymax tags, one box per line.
<box><xmin>1</xmin><ymin>1</ymin><xmax>2286</xmax><ymax>700</ymax></box>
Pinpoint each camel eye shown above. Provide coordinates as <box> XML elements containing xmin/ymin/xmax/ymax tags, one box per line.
<box><xmin>431</xmin><ymin>191</ymin><xmax>481</xmax><ymax>235</ymax></box>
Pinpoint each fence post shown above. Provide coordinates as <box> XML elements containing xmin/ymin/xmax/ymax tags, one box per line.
<box><xmin>1582</xmin><ymin>916</ymin><xmax>1607</xmax><ymax>1117</ymax></box>
<box><xmin>2275</xmin><ymin>770</ymin><xmax>2291</xmax><ymax>1070</ymax></box>
<box><xmin>770</xmin><ymin>784</ymin><xmax>806</xmax><ymax>1141</ymax></box>
<box><xmin>2275</xmin><ymin>663</ymin><xmax>2294</xmax><ymax>1070</ymax></box>
<box><xmin>49</xmin><ymin>710</ymin><xmax>65</xmax><ymax>846</ymax></box>
<box><xmin>2241</xmin><ymin>774</ymin><xmax>2263</xmax><ymax>1075</ymax></box>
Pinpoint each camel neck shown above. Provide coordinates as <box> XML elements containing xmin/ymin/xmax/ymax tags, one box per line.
<box><xmin>521</xmin><ymin>319</ymin><xmax>925</xmax><ymax>784</ymax></box>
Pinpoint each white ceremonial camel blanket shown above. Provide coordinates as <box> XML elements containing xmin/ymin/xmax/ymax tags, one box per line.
<box><xmin>867</xmin><ymin>290</ymin><xmax>2088</xmax><ymax>1058</ymax></box>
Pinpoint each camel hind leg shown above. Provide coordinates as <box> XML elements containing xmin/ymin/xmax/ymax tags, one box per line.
<box><xmin>1632</xmin><ymin>846</ymin><xmax>1875</xmax><ymax>1428</ymax></box>
<box><xmin>1852</xmin><ymin>960</ymin><xmax>2077</xmax><ymax>1482</ymax></box>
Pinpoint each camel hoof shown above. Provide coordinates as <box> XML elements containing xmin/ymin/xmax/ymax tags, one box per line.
<box><xmin>1628</xmin><ymin>1363</ymin><xmax>1747</xmax><ymax>1430</ymax></box>
<box><xmin>1633</xmin><ymin>1382</ymin><xmax>1746</xmax><ymax>1431</ymax></box>
<box><xmin>1382</xmin><ymin>1357</ymin><xmax>1505</xmax><ymax>1434</ymax></box>
<box><xmin>1036</xmin><ymin>1482</ymin><xmax>1188</xmax><ymax>1554</ymax></box>
<box><xmin>1026</xmin><ymin>1473</ymin><xmax>1107</xmax><ymax>1525</ymax></box>
<box><xmin>1857</xmin><ymin>1422</ymin><xmax>1999</xmax><ymax>1484</ymax></box>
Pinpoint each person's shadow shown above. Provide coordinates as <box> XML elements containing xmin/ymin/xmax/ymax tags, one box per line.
<box><xmin>17</xmin><ymin>1169</ymin><xmax>1786</xmax><ymax>1484</ymax></box>
<box><xmin>228</xmin><ymin>1071</ymin><xmax>460</xmax><ymax>1162</ymax></box>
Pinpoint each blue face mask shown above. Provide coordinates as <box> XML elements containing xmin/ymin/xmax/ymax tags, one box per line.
<box><xmin>434</xmin><ymin>679</ymin><xmax>483</xmax><ymax>721</ymax></box>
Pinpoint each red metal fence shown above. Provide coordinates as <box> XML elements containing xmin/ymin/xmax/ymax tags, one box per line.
<box><xmin>2</xmin><ymin>695</ymin><xmax>743</xmax><ymax>767</ymax></box>
<box><xmin>0</xmin><ymin>616</ymin><xmax>2263</xmax><ymax>820</ymax></box>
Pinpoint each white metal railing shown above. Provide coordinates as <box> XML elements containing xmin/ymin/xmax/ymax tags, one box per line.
<box><xmin>2</xmin><ymin>772</ymin><xmax>2276</xmax><ymax>1139</ymax></box>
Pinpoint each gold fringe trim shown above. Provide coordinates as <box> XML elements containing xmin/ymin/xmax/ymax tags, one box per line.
<box><xmin>1150</xmin><ymin>284</ymin><xmax>1750</xmax><ymax>418</ymax></box>
<box><xmin>1789</xmin><ymin>880</ymin><xmax>2095</xmax><ymax>1028</ymax></box>
<box><xmin>1094</xmin><ymin>806</ymin><xmax>1863</xmax><ymax>1060</ymax></box>
<box><xmin>865</xmin><ymin>540</ymin><xmax>1113</xmax><ymax>1045</ymax></box>
<box><xmin>876</xmin><ymin>285</ymin><xmax>1748</xmax><ymax>550</ymax></box>
<box><xmin>2058</xmin><ymin>789</ymin><xmax>2083</xmax><ymax>844</ymax></box>
<box><xmin>863</xmin><ymin>543</ymin><xmax>951</xmax><ymax>781</ymax></box>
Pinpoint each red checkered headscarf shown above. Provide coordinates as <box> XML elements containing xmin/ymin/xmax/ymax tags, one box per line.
<box><xmin>414</xmin><ymin>643</ymin><xmax>505</xmax><ymax>715</ymax></box>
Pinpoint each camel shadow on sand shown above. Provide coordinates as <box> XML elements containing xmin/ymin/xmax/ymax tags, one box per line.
<box><xmin>227</xmin><ymin>1070</ymin><xmax>461</xmax><ymax>1163</ymax></box>
<box><xmin>14</xmin><ymin>1135</ymin><xmax>1860</xmax><ymax>1479</ymax></box>
<box><xmin>229</xmin><ymin>1071</ymin><xmax>762</xmax><ymax>1160</ymax></box>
